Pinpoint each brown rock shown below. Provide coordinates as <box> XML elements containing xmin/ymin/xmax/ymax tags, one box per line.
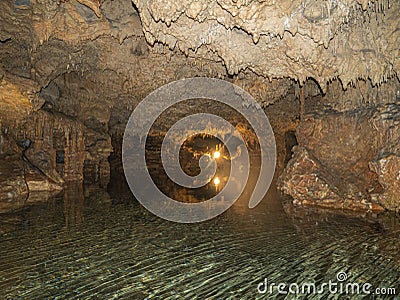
<box><xmin>75</xmin><ymin>0</ymin><xmax>102</xmax><ymax>18</ymax></box>
<box><xmin>295</xmin><ymin>112</ymin><xmax>381</xmax><ymax>200</ymax></box>
<box><xmin>279</xmin><ymin>103</ymin><xmax>400</xmax><ymax>211</ymax></box>
<box><xmin>370</xmin><ymin>154</ymin><xmax>400</xmax><ymax>212</ymax></box>
<box><xmin>25</xmin><ymin>173</ymin><xmax>63</xmax><ymax>192</ymax></box>
<box><xmin>278</xmin><ymin>145</ymin><xmax>343</xmax><ymax>203</ymax></box>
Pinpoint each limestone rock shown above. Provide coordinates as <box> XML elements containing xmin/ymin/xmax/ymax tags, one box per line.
<box><xmin>0</xmin><ymin>0</ymin><xmax>399</xmax><ymax>214</ymax></box>
<box><xmin>370</xmin><ymin>154</ymin><xmax>400</xmax><ymax>212</ymax></box>
<box><xmin>0</xmin><ymin>73</ymin><xmax>44</xmax><ymax>127</ymax></box>
<box><xmin>279</xmin><ymin>102</ymin><xmax>400</xmax><ymax>211</ymax></box>
<box><xmin>26</xmin><ymin>173</ymin><xmax>63</xmax><ymax>192</ymax></box>
<box><xmin>134</xmin><ymin>0</ymin><xmax>400</xmax><ymax>88</ymax></box>
<box><xmin>278</xmin><ymin>146</ymin><xmax>385</xmax><ymax>211</ymax></box>
<box><xmin>278</xmin><ymin>145</ymin><xmax>343</xmax><ymax>203</ymax></box>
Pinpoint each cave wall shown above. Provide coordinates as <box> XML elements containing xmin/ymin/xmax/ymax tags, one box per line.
<box><xmin>0</xmin><ymin>0</ymin><xmax>399</xmax><ymax>212</ymax></box>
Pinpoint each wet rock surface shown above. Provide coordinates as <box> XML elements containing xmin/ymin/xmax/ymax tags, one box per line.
<box><xmin>279</xmin><ymin>101</ymin><xmax>400</xmax><ymax>211</ymax></box>
<box><xmin>370</xmin><ymin>154</ymin><xmax>400</xmax><ymax>211</ymax></box>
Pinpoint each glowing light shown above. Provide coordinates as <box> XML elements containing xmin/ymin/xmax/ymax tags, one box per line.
<box><xmin>213</xmin><ymin>177</ymin><xmax>220</xmax><ymax>185</ymax></box>
<box><xmin>213</xmin><ymin>151</ymin><xmax>221</xmax><ymax>159</ymax></box>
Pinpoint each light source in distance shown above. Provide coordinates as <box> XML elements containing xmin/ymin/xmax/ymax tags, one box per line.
<box><xmin>213</xmin><ymin>177</ymin><xmax>220</xmax><ymax>186</ymax></box>
<box><xmin>213</xmin><ymin>151</ymin><xmax>221</xmax><ymax>159</ymax></box>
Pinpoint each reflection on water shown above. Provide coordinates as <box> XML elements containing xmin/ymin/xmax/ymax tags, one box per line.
<box><xmin>64</xmin><ymin>182</ymin><xmax>84</xmax><ymax>228</ymax></box>
<box><xmin>0</xmin><ymin>181</ymin><xmax>399</xmax><ymax>299</ymax></box>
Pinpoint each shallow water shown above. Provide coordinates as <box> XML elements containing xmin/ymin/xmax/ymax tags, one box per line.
<box><xmin>0</xmin><ymin>183</ymin><xmax>399</xmax><ymax>299</ymax></box>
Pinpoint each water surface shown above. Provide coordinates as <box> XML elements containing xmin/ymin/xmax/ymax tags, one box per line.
<box><xmin>0</xmin><ymin>183</ymin><xmax>399</xmax><ymax>299</ymax></box>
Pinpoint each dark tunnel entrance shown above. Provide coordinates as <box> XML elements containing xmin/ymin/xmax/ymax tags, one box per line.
<box><xmin>284</xmin><ymin>130</ymin><xmax>298</xmax><ymax>165</ymax></box>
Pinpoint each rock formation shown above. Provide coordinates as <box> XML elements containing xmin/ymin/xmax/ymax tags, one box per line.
<box><xmin>0</xmin><ymin>0</ymin><xmax>398</xmax><ymax>212</ymax></box>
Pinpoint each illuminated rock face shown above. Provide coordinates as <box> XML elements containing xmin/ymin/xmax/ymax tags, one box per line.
<box><xmin>0</xmin><ymin>0</ymin><xmax>399</xmax><ymax>212</ymax></box>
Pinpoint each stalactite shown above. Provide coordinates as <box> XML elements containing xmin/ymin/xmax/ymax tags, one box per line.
<box><xmin>300</xmin><ymin>86</ymin><xmax>305</xmax><ymax>120</ymax></box>
<box><xmin>22</xmin><ymin>111</ymin><xmax>88</xmax><ymax>184</ymax></box>
<box><xmin>63</xmin><ymin>123</ymin><xmax>85</xmax><ymax>181</ymax></box>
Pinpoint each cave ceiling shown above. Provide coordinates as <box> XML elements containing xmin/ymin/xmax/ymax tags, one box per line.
<box><xmin>135</xmin><ymin>0</ymin><xmax>399</xmax><ymax>91</ymax></box>
<box><xmin>0</xmin><ymin>0</ymin><xmax>399</xmax><ymax>135</ymax></box>
<box><xmin>0</xmin><ymin>0</ymin><xmax>399</xmax><ymax>90</ymax></box>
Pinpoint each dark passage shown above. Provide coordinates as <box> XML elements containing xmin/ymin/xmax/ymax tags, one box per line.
<box><xmin>284</xmin><ymin>130</ymin><xmax>298</xmax><ymax>165</ymax></box>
